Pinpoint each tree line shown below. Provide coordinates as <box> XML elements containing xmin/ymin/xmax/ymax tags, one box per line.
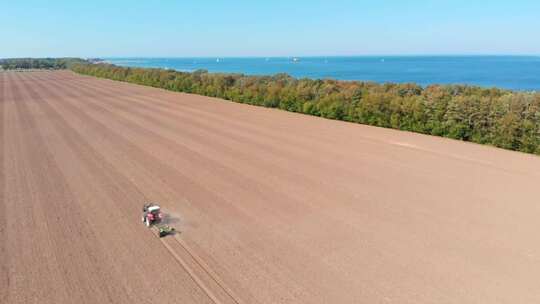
<box><xmin>0</xmin><ymin>58</ymin><xmax>87</xmax><ymax>70</ymax></box>
<box><xmin>69</xmin><ymin>63</ymin><xmax>540</xmax><ymax>155</ymax></box>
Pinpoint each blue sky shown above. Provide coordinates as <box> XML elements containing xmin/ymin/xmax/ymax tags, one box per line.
<box><xmin>2</xmin><ymin>0</ymin><xmax>539</xmax><ymax>58</ymax></box>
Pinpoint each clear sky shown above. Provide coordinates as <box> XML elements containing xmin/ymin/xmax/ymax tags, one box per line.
<box><xmin>2</xmin><ymin>0</ymin><xmax>540</xmax><ymax>58</ymax></box>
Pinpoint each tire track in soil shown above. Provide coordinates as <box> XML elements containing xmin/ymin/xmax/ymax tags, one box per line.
<box><xmin>159</xmin><ymin>236</ymin><xmax>235</xmax><ymax>304</ymax></box>
<box><xmin>170</xmin><ymin>235</ymin><xmax>243</xmax><ymax>304</ymax></box>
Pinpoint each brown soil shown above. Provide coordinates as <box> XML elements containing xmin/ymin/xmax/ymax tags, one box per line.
<box><xmin>2</xmin><ymin>70</ymin><xmax>540</xmax><ymax>303</ymax></box>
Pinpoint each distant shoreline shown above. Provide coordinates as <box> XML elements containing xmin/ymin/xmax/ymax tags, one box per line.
<box><xmin>102</xmin><ymin>54</ymin><xmax>540</xmax><ymax>59</ymax></box>
<box><xmin>105</xmin><ymin>55</ymin><xmax>540</xmax><ymax>91</ymax></box>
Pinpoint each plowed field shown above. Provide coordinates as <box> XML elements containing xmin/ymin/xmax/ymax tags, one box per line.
<box><xmin>2</xmin><ymin>71</ymin><xmax>540</xmax><ymax>303</ymax></box>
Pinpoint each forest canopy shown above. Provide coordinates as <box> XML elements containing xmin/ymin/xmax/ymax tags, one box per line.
<box><xmin>65</xmin><ymin>62</ymin><xmax>540</xmax><ymax>155</ymax></box>
<box><xmin>0</xmin><ymin>58</ymin><xmax>88</xmax><ymax>70</ymax></box>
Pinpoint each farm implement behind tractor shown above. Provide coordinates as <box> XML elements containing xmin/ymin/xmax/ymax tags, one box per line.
<box><xmin>142</xmin><ymin>203</ymin><xmax>176</xmax><ymax>238</ymax></box>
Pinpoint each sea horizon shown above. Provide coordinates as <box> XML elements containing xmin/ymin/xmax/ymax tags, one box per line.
<box><xmin>105</xmin><ymin>55</ymin><xmax>540</xmax><ymax>91</ymax></box>
<box><xmin>102</xmin><ymin>54</ymin><xmax>540</xmax><ymax>58</ymax></box>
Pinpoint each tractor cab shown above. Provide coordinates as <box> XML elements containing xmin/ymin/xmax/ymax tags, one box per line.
<box><xmin>147</xmin><ymin>205</ymin><xmax>160</xmax><ymax>214</ymax></box>
<box><xmin>142</xmin><ymin>203</ymin><xmax>163</xmax><ymax>227</ymax></box>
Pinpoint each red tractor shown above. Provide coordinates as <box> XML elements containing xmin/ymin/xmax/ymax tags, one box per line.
<box><xmin>142</xmin><ymin>203</ymin><xmax>163</xmax><ymax>227</ymax></box>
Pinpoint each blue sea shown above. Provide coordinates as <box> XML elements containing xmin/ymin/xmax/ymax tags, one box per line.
<box><xmin>105</xmin><ymin>56</ymin><xmax>540</xmax><ymax>91</ymax></box>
